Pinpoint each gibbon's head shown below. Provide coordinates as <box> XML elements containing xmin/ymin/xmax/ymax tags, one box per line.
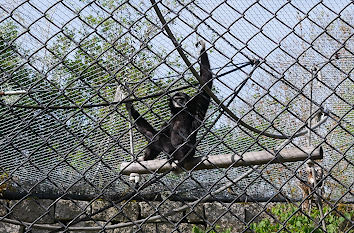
<box><xmin>170</xmin><ymin>92</ymin><xmax>190</xmax><ymax>110</ymax></box>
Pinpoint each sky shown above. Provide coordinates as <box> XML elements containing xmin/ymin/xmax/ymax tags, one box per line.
<box><xmin>0</xmin><ymin>0</ymin><xmax>352</xmax><ymax>108</ymax></box>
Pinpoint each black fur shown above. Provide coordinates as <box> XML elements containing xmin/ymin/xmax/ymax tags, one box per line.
<box><xmin>126</xmin><ymin>41</ymin><xmax>212</xmax><ymax>167</ymax></box>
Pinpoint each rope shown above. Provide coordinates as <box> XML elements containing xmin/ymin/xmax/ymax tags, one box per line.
<box><xmin>0</xmin><ymin>63</ymin><xmax>252</xmax><ymax>109</ymax></box>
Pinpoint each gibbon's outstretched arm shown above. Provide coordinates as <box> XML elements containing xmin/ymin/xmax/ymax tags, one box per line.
<box><xmin>199</xmin><ymin>41</ymin><xmax>211</xmax><ymax>87</ymax></box>
<box><xmin>192</xmin><ymin>40</ymin><xmax>213</xmax><ymax>128</ymax></box>
<box><xmin>126</xmin><ymin>102</ymin><xmax>157</xmax><ymax>142</ymax></box>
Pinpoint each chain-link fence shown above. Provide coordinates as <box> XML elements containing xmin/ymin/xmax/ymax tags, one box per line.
<box><xmin>0</xmin><ymin>0</ymin><xmax>353</xmax><ymax>232</ymax></box>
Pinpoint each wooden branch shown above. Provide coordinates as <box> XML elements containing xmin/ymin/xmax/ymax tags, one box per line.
<box><xmin>120</xmin><ymin>146</ymin><xmax>323</xmax><ymax>175</ymax></box>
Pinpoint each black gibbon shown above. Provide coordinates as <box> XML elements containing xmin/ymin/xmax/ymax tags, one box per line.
<box><xmin>126</xmin><ymin>40</ymin><xmax>212</xmax><ymax>168</ymax></box>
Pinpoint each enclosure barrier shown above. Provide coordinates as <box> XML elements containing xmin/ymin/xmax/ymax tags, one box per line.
<box><xmin>0</xmin><ymin>0</ymin><xmax>353</xmax><ymax>232</ymax></box>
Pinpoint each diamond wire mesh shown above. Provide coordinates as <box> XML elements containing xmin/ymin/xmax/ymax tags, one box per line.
<box><xmin>0</xmin><ymin>0</ymin><xmax>353</xmax><ymax>232</ymax></box>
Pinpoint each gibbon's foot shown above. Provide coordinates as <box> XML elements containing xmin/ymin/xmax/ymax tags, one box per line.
<box><xmin>129</xmin><ymin>173</ymin><xmax>141</xmax><ymax>183</ymax></box>
<box><xmin>137</xmin><ymin>156</ymin><xmax>144</xmax><ymax>162</ymax></box>
<box><xmin>171</xmin><ymin>160</ymin><xmax>183</xmax><ymax>174</ymax></box>
<box><xmin>171</xmin><ymin>160</ymin><xmax>178</xmax><ymax>169</ymax></box>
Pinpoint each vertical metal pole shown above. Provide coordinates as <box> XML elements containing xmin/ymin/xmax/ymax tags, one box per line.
<box><xmin>308</xmin><ymin>66</ymin><xmax>326</xmax><ymax>231</ymax></box>
<box><xmin>308</xmin><ymin>67</ymin><xmax>315</xmax><ymax>146</ymax></box>
<box><xmin>124</xmin><ymin>85</ymin><xmax>135</xmax><ymax>158</ymax></box>
<box><xmin>94</xmin><ymin>86</ymin><xmax>124</xmax><ymax>181</ymax></box>
<box><xmin>310</xmin><ymin>165</ymin><xmax>326</xmax><ymax>232</ymax></box>
<box><xmin>129</xmin><ymin>110</ymin><xmax>134</xmax><ymax>157</ymax></box>
<box><xmin>124</xmin><ymin>85</ymin><xmax>140</xmax><ymax>183</ymax></box>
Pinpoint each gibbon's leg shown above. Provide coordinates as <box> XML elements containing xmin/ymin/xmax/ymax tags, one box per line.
<box><xmin>173</xmin><ymin>143</ymin><xmax>196</xmax><ymax>169</ymax></box>
<box><xmin>143</xmin><ymin>146</ymin><xmax>161</xmax><ymax>161</ymax></box>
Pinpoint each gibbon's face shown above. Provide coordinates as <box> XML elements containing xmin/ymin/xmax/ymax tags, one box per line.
<box><xmin>171</xmin><ymin>92</ymin><xmax>190</xmax><ymax>109</ymax></box>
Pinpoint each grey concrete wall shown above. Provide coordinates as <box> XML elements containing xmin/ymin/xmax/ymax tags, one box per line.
<box><xmin>0</xmin><ymin>199</ymin><xmax>271</xmax><ymax>233</ymax></box>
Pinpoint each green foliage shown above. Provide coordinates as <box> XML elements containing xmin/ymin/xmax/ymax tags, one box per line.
<box><xmin>0</xmin><ymin>22</ymin><xmax>34</xmax><ymax>89</ymax></box>
<box><xmin>0</xmin><ymin>172</ymin><xmax>9</xmax><ymax>193</ymax></box>
<box><xmin>192</xmin><ymin>225</ymin><xmax>232</xmax><ymax>233</ymax></box>
<box><xmin>250</xmin><ymin>204</ymin><xmax>353</xmax><ymax>233</ymax></box>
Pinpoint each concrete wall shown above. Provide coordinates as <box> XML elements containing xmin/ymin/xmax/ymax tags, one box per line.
<box><xmin>0</xmin><ymin>199</ymin><xmax>271</xmax><ymax>232</ymax></box>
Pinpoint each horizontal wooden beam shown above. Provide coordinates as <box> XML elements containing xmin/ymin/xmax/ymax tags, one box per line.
<box><xmin>120</xmin><ymin>146</ymin><xmax>323</xmax><ymax>175</ymax></box>
<box><xmin>0</xmin><ymin>90</ymin><xmax>27</xmax><ymax>96</ymax></box>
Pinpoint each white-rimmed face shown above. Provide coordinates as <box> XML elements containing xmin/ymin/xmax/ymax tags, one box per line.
<box><xmin>172</xmin><ymin>92</ymin><xmax>190</xmax><ymax>108</ymax></box>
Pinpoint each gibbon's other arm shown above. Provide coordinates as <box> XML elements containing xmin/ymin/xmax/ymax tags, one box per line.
<box><xmin>126</xmin><ymin>102</ymin><xmax>172</xmax><ymax>161</ymax></box>
<box><xmin>126</xmin><ymin>102</ymin><xmax>157</xmax><ymax>142</ymax></box>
